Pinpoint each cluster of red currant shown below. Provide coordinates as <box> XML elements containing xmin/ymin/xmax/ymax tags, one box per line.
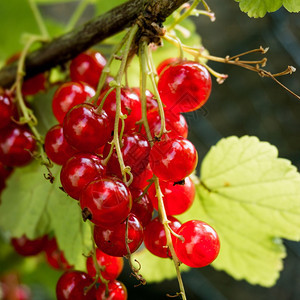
<box><xmin>1</xmin><ymin>46</ymin><xmax>221</xmax><ymax>299</ymax></box>
<box><xmin>0</xmin><ymin>272</ymin><xmax>31</xmax><ymax>300</ymax></box>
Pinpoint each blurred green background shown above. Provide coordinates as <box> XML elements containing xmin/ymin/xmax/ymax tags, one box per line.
<box><xmin>1</xmin><ymin>0</ymin><xmax>300</xmax><ymax>299</ymax></box>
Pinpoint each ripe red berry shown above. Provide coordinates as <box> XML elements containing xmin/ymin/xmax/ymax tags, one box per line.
<box><xmin>22</xmin><ymin>73</ymin><xmax>47</xmax><ymax>96</ymax></box>
<box><xmin>130</xmin><ymin>164</ymin><xmax>153</xmax><ymax>190</ymax></box>
<box><xmin>158</xmin><ymin>61</ymin><xmax>211</xmax><ymax>113</ymax></box>
<box><xmin>80</xmin><ymin>177</ymin><xmax>132</xmax><ymax>227</ymax></box>
<box><xmin>129</xmin><ymin>187</ymin><xmax>153</xmax><ymax>227</ymax></box>
<box><xmin>86</xmin><ymin>248</ymin><xmax>124</xmax><ymax>281</ymax></box>
<box><xmin>94</xmin><ymin>213</ymin><xmax>144</xmax><ymax>257</ymax></box>
<box><xmin>149</xmin><ymin>137</ymin><xmax>198</xmax><ymax>182</ymax></box>
<box><xmin>104</xmin><ymin>132</ymin><xmax>150</xmax><ymax>178</ymax></box>
<box><xmin>56</xmin><ymin>270</ymin><xmax>96</xmax><ymax>300</ymax></box>
<box><xmin>44</xmin><ymin>237</ymin><xmax>72</xmax><ymax>270</ymax></box>
<box><xmin>138</xmin><ymin>109</ymin><xmax>188</xmax><ymax>139</ymax></box>
<box><xmin>63</xmin><ymin>103</ymin><xmax>111</xmax><ymax>152</ymax></box>
<box><xmin>70</xmin><ymin>50</ymin><xmax>106</xmax><ymax>89</ymax></box>
<box><xmin>98</xmin><ymin>88</ymin><xmax>141</xmax><ymax>132</ymax></box>
<box><xmin>148</xmin><ymin>177</ymin><xmax>195</xmax><ymax>215</ymax></box>
<box><xmin>60</xmin><ymin>153</ymin><xmax>105</xmax><ymax>200</ymax></box>
<box><xmin>144</xmin><ymin>216</ymin><xmax>181</xmax><ymax>258</ymax></box>
<box><xmin>156</xmin><ymin>57</ymin><xmax>180</xmax><ymax>76</ymax></box>
<box><xmin>44</xmin><ymin>124</ymin><xmax>77</xmax><ymax>165</ymax></box>
<box><xmin>0</xmin><ymin>124</ymin><xmax>36</xmax><ymax>167</ymax></box>
<box><xmin>130</xmin><ymin>87</ymin><xmax>158</xmax><ymax>112</ymax></box>
<box><xmin>96</xmin><ymin>280</ymin><xmax>128</xmax><ymax>300</ymax></box>
<box><xmin>11</xmin><ymin>235</ymin><xmax>47</xmax><ymax>257</ymax></box>
<box><xmin>52</xmin><ymin>82</ymin><xmax>95</xmax><ymax>123</ymax></box>
<box><xmin>173</xmin><ymin>220</ymin><xmax>220</xmax><ymax>268</ymax></box>
<box><xmin>0</xmin><ymin>93</ymin><xmax>15</xmax><ymax>129</ymax></box>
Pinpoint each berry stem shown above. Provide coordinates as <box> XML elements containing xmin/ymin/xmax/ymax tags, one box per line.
<box><xmin>66</xmin><ymin>0</ymin><xmax>90</xmax><ymax>32</ymax></box>
<box><xmin>125</xmin><ymin>217</ymin><xmax>146</xmax><ymax>285</ymax></box>
<box><xmin>138</xmin><ymin>41</ymin><xmax>153</xmax><ymax>143</ymax></box>
<box><xmin>88</xmin><ymin>224</ymin><xmax>109</xmax><ymax>294</ymax></box>
<box><xmin>113</xmin><ymin>24</ymin><xmax>138</xmax><ymax>185</ymax></box>
<box><xmin>91</xmin><ymin>29</ymin><xmax>131</xmax><ymax>105</ymax></box>
<box><xmin>168</xmin><ymin>0</ymin><xmax>201</xmax><ymax>31</ymax></box>
<box><xmin>27</xmin><ymin>0</ymin><xmax>49</xmax><ymax>38</ymax></box>
<box><xmin>145</xmin><ymin>45</ymin><xmax>167</xmax><ymax>139</ymax></box>
<box><xmin>14</xmin><ymin>35</ymin><xmax>52</xmax><ymax>169</ymax></box>
<box><xmin>153</xmin><ymin>175</ymin><xmax>187</xmax><ymax>300</ymax></box>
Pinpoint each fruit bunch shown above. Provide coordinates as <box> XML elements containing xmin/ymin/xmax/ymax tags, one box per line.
<box><xmin>1</xmin><ymin>43</ymin><xmax>220</xmax><ymax>298</ymax></box>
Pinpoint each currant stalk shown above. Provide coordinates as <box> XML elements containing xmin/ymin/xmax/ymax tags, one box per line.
<box><xmin>154</xmin><ymin>176</ymin><xmax>187</xmax><ymax>300</ymax></box>
<box><xmin>87</xmin><ymin>224</ymin><xmax>109</xmax><ymax>295</ymax></box>
<box><xmin>113</xmin><ymin>24</ymin><xmax>138</xmax><ymax>185</ymax></box>
<box><xmin>14</xmin><ymin>35</ymin><xmax>52</xmax><ymax>169</ymax></box>
<box><xmin>91</xmin><ymin>29</ymin><xmax>131</xmax><ymax>105</ymax></box>
<box><xmin>144</xmin><ymin>44</ymin><xmax>167</xmax><ymax>139</ymax></box>
<box><xmin>138</xmin><ymin>41</ymin><xmax>153</xmax><ymax>143</ymax></box>
<box><xmin>65</xmin><ymin>0</ymin><xmax>90</xmax><ymax>33</ymax></box>
<box><xmin>27</xmin><ymin>0</ymin><xmax>49</xmax><ymax>39</ymax></box>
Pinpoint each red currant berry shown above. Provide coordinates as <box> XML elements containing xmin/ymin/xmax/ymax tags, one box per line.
<box><xmin>94</xmin><ymin>213</ymin><xmax>144</xmax><ymax>257</ymax></box>
<box><xmin>44</xmin><ymin>124</ymin><xmax>77</xmax><ymax>165</ymax></box>
<box><xmin>98</xmin><ymin>88</ymin><xmax>141</xmax><ymax>132</ymax></box>
<box><xmin>138</xmin><ymin>109</ymin><xmax>188</xmax><ymax>139</ymax></box>
<box><xmin>129</xmin><ymin>187</ymin><xmax>153</xmax><ymax>227</ymax></box>
<box><xmin>144</xmin><ymin>216</ymin><xmax>181</xmax><ymax>258</ymax></box>
<box><xmin>70</xmin><ymin>50</ymin><xmax>106</xmax><ymax>89</ymax></box>
<box><xmin>52</xmin><ymin>82</ymin><xmax>95</xmax><ymax>123</ymax></box>
<box><xmin>156</xmin><ymin>57</ymin><xmax>180</xmax><ymax>76</ymax></box>
<box><xmin>0</xmin><ymin>124</ymin><xmax>36</xmax><ymax>167</ymax></box>
<box><xmin>56</xmin><ymin>270</ymin><xmax>96</xmax><ymax>300</ymax></box>
<box><xmin>130</xmin><ymin>87</ymin><xmax>158</xmax><ymax>112</ymax></box>
<box><xmin>158</xmin><ymin>61</ymin><xmax>211</xmax><ymax>113</ymax></box>
<box><xmin>60</xmin><ymin>153</ymin><xmax>105</xmax><ymax>200</ymax></box>
<box><xmin>96</xmin><ymin>280</ymin><xmax>127</xmax><ymax>300</ymax></box>
<box><xmin>86</xmin><ymin>248</ymin><xmax>123</xmax><ymax>281</ymax></box>
<box><xmin>0</xmin><ymin>93</ymin><xmax>15</xmax><ymax>129</ymax></box>
<box><xmin>130</xmin><ymin>164</ymin><xmax>153</xmax><ymax>190</ymax></box>
<box><xmin>22</xmin><ymin>73</ymin><xmax>47</xmax><ymax>96</ymax></box>
<box><xmin>44</xmin><ymin>237</ymin><xmax>72</xmax><ymax>270</ymax></box>
<box><xmin>80</xmin><ymin>177</ymin><xmax>132</xmax><ymax>227</ymax></box>
<box><xmin>174</xmin><ymin>220</ymin><xmax>220</xmax><ymax>268</ymax></box>
<box><xmin>0</xmin><ymin>161</ymin><xmax>13</xmax><ymax>180</ymax></box>
<box><xmin>104</xmin><ymin>132</ymin><xmax>150</xmax><ymax>178</ymax></box>
<box><xmin>63</xmin><ymin>103</ymin><xmax>111</xmax><ymax>152</ymax></box>
<box><xmin>11</xmin><ymin>235</ymin><xmax>47</xmax><ymax>256</ymax></box>
<box><xmin>149</xmin><ymin>137</ymin><xmax>198</xmax><ymax>182</ymax></box>
<box><xmin>148</xmin><ymin>177</ymin><xmax>195</xmax><ymax>215</ymax></box>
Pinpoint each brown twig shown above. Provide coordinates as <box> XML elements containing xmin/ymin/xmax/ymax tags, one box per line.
<box><xmin>0</xmin><ymin>0</ymin><xmax>188</xmax><ymax>88</ymax></box>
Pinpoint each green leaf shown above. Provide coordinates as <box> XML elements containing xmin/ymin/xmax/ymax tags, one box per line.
<box><xmin>180</xmin><ymin>136</ymin><xmax>300</xmax><ymax>287</ymax></box>
<box><xmin>133</xmin><ymin>248</ymin><xmax>189</xmax><ymax>282</ymax></box>
<box><xmin>283</xmin><ymin>0</ymin><xmax>300</xmax><ymax>12</ymax></box>
<box><xmin>0</xmin><ymin>163</ymin><xmax>92</xmax><ymax>270</ymax></box>
<box><xmin>234</xmin><ymin>0</ymin><xmax>300</xmax><ymax>17</ymax></box>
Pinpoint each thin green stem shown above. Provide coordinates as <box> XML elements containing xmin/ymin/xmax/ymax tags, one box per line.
<box><xmin>96</xmin><ymin>87</ymin><xmax>115</xmax><ymax>112</ymax></box>
<box><xmin>15</xmin><ymin>35</ymin><xmax>52</xmax><ymax>168</ymax></box>
<box><xmin>113</xmin><ymin>24</ymin><xmax>138</xmax><ymax>185</ymax></box>
<box><xmin>168</xmin><ymin>0</ymin><xmax>201</xmax><ymax>31</ymax></box>
<box><xmin>90</xmin><ymin>29</ymin><xmax>131</xmax><ymax>105</ymax></box>
<box><xmin>66</xmin><ymin>0</ymin><xmax>90</xmax><ymax>32</ymax></box>
<box><xmin>154</xmin><ymin>176</ymin><xmax>187</xmax><ymax>300</ymax></box>
<box><xmin>87</xmin><ymin>223</ymin><xmax>109</xmax><ymax>294</ymax></box>
<box><xmin>139</xmin><ymin>41</ymin><xmax>153</xmax><ymax>144</ymax></box>
<box><xmin>27</xmin><ymin>0</ymin><xmax>49</xmax><ymax>38</ymax></box>
<box><xmin>145</xmin><ymin>47</ymin><xmax>167</xmax><ymax>138</ymax></box>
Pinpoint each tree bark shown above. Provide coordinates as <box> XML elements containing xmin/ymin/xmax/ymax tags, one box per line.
<box><xmin>0</xmin><ymin>0</ymin><xmax>187</xmax><ymax>88</ymax></box>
